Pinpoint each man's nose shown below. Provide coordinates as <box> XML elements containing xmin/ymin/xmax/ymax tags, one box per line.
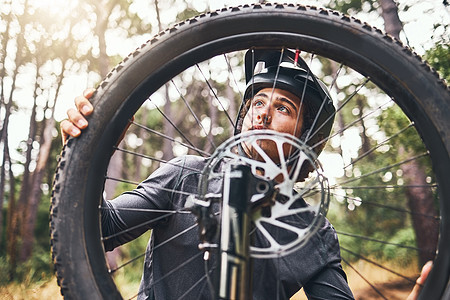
<box><xmin>257</xmin><ymin>109</ymin><xmax>272</xmax><ymax>124</ymax></box>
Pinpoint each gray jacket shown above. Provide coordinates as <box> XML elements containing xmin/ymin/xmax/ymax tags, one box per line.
<box><xmin>102</xmin><ymin>155</ymin><xmax>354</xmax><ymax>299</ymax></box>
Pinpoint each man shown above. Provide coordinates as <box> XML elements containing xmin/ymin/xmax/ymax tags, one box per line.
<box><xmin>61</xmin><ymin>50</ymin><xmax>430</xmax><ymax>299</ymax></box>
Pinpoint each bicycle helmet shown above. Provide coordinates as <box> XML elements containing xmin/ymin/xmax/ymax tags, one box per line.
<box><xmin>234</xmin><ymin>49</ymin><xmax>335</xmax><ymax>156</ymax></box>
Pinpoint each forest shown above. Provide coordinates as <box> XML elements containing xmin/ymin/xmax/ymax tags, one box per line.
<box><xmin>0</xmin><ymin>0</ymin><xmax>448</xmax><ymax>299</ymax></box>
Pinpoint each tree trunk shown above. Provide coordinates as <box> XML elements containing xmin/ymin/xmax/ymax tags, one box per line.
<box><xmin>378</xmin><ymin>0</ymin><xmax>403</xmax><ymax>39</ymax></box>
<box><xmin>329</xmin><ymin>61</ymin><xmax>344</xmax><ymax>159</ymax></box>
<box><xmin>154</xmin><ymin>0</ymin><xmax>174</xmax><ymax>161</ymax></box>
<box><xmin>133</xmin><ymin>108</ymin><xmax>148</xmax><ymax>182</ymax></box>
<box><xmin>0</xmin><ymin>13</ymin><xmax>14</xmax><ymax>254</ymax></box>
<box><xmin>94</xmin><ymin>1</ymin><xmax>112</xmax><ymax>78</ymax></box>
<box><xmin>401</xmin><ymin>158</ymin><xmax>439</xmax><ymax>265</ymax></box>
<box><xmin>93</xmin><ymin>1</ymin><xmax>124</xmax><ymax>270</ymax></box>
<box><xmin>0</xmin><ymin>134</ymin><xmax>6</xmax><ymax>249</ymax></box>
<box><xmin>0</xmin><ymin>6</ymin><xmax>13</xmax><ymax>254</ymax></box>
<box><xmin>20</xmin><ymin>118</ymin><xmax>56</xmax><ymax>261</ymax></box>
<box><xmin>20</xmin><ymin>56</ymin><xmax>67</xmax><ymax>260</ymax></box>
<box><xmin>5</xmin><ymin>53</ymin><xmax>23</xmax><ymax>278</ymax></box>
<box><xmin>4</xmin><ymin>52</ymin><xmax>23</xmax><ymax>280</ymax></box>
<box><xmin>378</xmin><ymin>0</ymin><xmax>439</xmax><ymax>266</ymax></box>
<box><xmin>6</xmin><ymin>155</ymin><xmax>17</xmax><ymax>280</ymax></box>
<box><xmin>357</xmin><ymin>96</ymin><xmax>371</xmax><ymax>156</ymax></box>
<box><xmin>17</xmin><ymin>65</ymin><xmax>39</xmax><ymax>262</ymax></box>
<box><xmin>0</xmin><ymin>92</ymin><xmax>12</xmax><ymax>251</ymax></box>
<box><xmin>206</xmin><ymin>91</ymin><xmax>217</xmax><ymax>154</ymax></box>
<box><xmin>162</xmin><ymin>84</ymin><xmax>174</xmax><ymax>160</ymax></box>
<box><xmin>2</xmin><ymin>18</ymin><xmax>17</xmax><ymax>270</ymax></box>
<box><xmin>225</xmin><ymin>79</ymin><xmax>237</xmax><ymax>136</ymax></box>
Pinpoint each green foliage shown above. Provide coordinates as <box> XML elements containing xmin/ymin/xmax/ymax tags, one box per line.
<box><xmin>378</xmin><ymin>105</ymin><xmax>430</xmax><ymax>171</ymax></box>
<box><xmin>113</xmin><ymin>181</ymin><xmax>139</xmax><ymax>199</ymax></box>
<box><xmin>0</xmin><ymin>196</ymin><xmax>53</xmax><ymax>285</ymax></box>
<box><xmin>425</xmin><ymin>43</ymin><xmax>450</xmax><ymax>82</ymax></box>
<box><xmin>326</xmin><ymin>69</ymin><xmax>436</xmax><ymax>266</ymax></box>
<box><xmin>0</xmin><ymin>256</ymin><xmax>9</xmax><ymax>285</ymax></box>
<box><xmin>12</xmin><ymin>246</ymin><xmax>53</xmax><ymax>286</ymax></box>
<box><xmin>177</xmin><ymin>7</ymin><xmax>201</xmax><ymax>22</ymax></box>
<box><xmin>121</xmin><ymin>105</ymin><xmax>165</xmax><ymax>182</ymax></box>
<box><xmin>380</xmin><ymin>227</ymin><xmax>417</xmax><ymax>266</ymax></box>
<box><xmin>114</xmin><ymin>231</ymin><xmax>152</xmax><ymax>295</ymax></box>
<box><xmin>48</xmin><ymin>123</ymin><xmax>64</xmax><ymax>185</ymax></box>
<box><xmin>337</xmin><ymin>227</ymin><xmax>417</xmax><ymax>266</ymax></box>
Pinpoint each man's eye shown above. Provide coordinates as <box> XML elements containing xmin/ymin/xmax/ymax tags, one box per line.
<box><xmin>253</xmin><ymin>100</ymin><xmax>264</xmax><ymax>107</ymax></box>
<box><xmin>278</xmin><ymin>106</ymin><xmax>289</xmax><ymax>113</ymax></box>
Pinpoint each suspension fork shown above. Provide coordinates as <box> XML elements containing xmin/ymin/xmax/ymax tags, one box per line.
<box><xmin>189</xmin><ymin>162</ymin><xmax>273</xmax><ymax>299</ymax></box>
<box><xmin>217</xmin><ymin>163</ymin><xmax>273</xmax><ymax>300</ymax></box>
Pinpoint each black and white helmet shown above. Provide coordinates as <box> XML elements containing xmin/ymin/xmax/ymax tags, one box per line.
<box><xmin>234</xmin><ymin>49</ymin><xmax>335</xmax><ymax>156</ymax></box>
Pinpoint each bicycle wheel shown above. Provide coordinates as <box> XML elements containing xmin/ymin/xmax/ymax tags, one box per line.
<box><xmin>50</xmin><ymin>3</ymin><xmax>449</xmax><ymax>299</ymax></box>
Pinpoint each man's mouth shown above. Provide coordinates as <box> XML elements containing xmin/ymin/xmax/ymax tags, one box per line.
<box><xmin>251</xmin><ymin>125</ymin><xmax>266</xmax><ymax>130</ymax></box>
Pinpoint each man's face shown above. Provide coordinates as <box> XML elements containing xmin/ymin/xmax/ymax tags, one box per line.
<box><xmin>241</xmin><ymin>87</ymin><xmax>304</xmax><ymax>162</ymax></box>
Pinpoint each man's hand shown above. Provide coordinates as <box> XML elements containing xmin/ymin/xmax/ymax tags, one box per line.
<box><xmin>60</xmin><ymin>88</ymin><xmax>95</xmax><ymax>144</ymax></box>
<box><xmin>406</xmin><ymin>261</ymin><xmax>433</xmax><ymax>300</ymax></box>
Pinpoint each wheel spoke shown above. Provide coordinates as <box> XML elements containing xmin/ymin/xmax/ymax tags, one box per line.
<box><xmin>131</xmin><ymin>120</ymin><xmax>210</xmax><ymax>157</ymax></box>
<box><xmin>102</xmin><ymin>212</ymin><xmax>174</xmax><ymax>241</ymax></box>
<box><xmin>307</xmin><ymin>77</ymin><xmax>371</xmax><ymax>148</ymax></box>
<box><xmin>341</xmin><ymin>258</ymin><xmax>389</xmax><ymax>300</ymax></box>
<box><xmin>340</xmin><ymin>246</ymin><xmax>417</xmax><ymax>284</ymax></box>
<box><xmin>305</xmin><ymin>63</ymin><xmax>343</xmax><ymax>143</ymax></box>
<box><xmin>129</xmin><ymin>251</ymin><xmax>205</xmax><ymax>300</ymax></box>
<box><xmin>335</xmin><ymin>152</ymin><xmax>429</xmax><ymax>186</ymax></box>
<box><xmin>196</xmin><ymin>63</ymin><xmax>235</xmax><ymax>126</ymax></box>
<box><xmin>312</xmin><ymin>98</ymin><xmax>394</xmax><ymax>151</ymax></box>
<box><xmin>104</xmin><ymin>176</ymin><xmax>196</xmax><ymax>197</ymax></box>
<box><xmin>114</xmin><ymin>146</ymin><xmax>203</xmax><ymax>172</ymax></box>
<box><xmin>330</xmin><ymin>191</ymin><xmax>439</xmax><ymax>219</ymax></box>
<box><xmin>170</xmin><ymin>79</ymin><xmax>217</xmax><ymax>150</ymax></box>
<box><xmin>338</xmin><ymin>184</ymin><xmax>438</xmax><ymax>190</ymax></box>
<box><xmin>109</xmin><ymin>223</ymin><xmax>199</xmax><ymax>275</ymax></box>
<box><xmin>336</xmin><ymin>231</ymin><xmax>423</xmax><ymax>252</ymax></box>
<box><xmin>146</xmin><ymin>97</ymin><xmax>208</xmax><ymax>156</ymax></box>
<box><xmin>343</xmin><ymin>122</ymin><xmax>415</xmax><ymax>169</ymax></box>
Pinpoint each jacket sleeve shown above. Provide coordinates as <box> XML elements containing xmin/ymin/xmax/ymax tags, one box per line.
<box><xmin>303</xmin><ymin>261</ymin><xmax>354</xmax><ymax>300</ymax></box>
<box><xmin>101</xmin><ymin>156</ymin><xmax>192</xmax><ymax>251</ymax></box>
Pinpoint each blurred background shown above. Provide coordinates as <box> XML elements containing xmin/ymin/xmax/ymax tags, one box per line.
<box><xmin>0</xmin><ymin>0</ymin><xmax>448</xmax><ymax>299</ymax></box>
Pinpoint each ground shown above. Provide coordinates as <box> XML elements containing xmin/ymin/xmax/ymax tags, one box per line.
<box><xmin>1</xmin><ymin>260</ymin><xmax>419</xmax><ymax>300</ymax></box>
<box><xmin>0</xmin><ymin>277</ymin><xmax>417</xmax><ymax>300</ymax></box>
<box><xmin>292</xmin><ymin>260</ymin><xmax>419</xmax><ymax>300</ymax></box>
<box><xmin>352</xmin><ymin>279</ymin><xmax>415</xmax><ymax>299</ymax></box>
